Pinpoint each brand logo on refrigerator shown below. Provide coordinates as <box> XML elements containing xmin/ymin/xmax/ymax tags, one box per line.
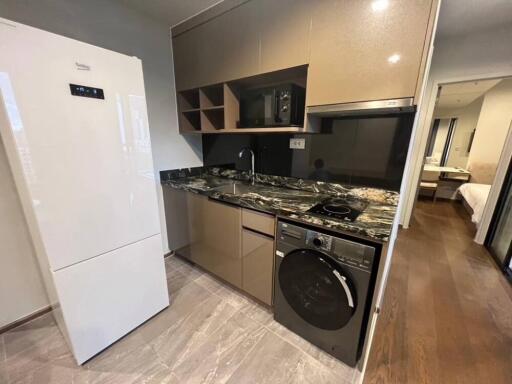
<box><xmin>75</xmin><ymin>62</ymin><xmax>90</xmax><ymax>71</ymax></box>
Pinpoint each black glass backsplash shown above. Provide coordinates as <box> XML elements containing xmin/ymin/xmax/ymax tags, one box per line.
<box><xmin>202</xmin><ymin>113</ymin><xmax>415</xmax><ymax>191</ymax></box>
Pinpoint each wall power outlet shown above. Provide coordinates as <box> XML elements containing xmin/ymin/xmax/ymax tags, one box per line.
<box><xmin>289</xmin><ymin>138</ymin><xmax>306</xmax><ymax>149</ymax></box>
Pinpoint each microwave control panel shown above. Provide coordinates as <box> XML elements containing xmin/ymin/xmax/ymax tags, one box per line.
<box><xmin>279</xmin><ymin>90</ymin><xmax>290</xmax><ymax>112</ymax></box>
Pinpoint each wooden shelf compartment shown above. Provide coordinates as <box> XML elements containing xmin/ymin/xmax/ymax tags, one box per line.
<box><xmin>200</xmin><ymin>84</ymin><xmax>224</xmax><ymax>108</ymax></box>
<box><xmin>181</xmin><ymin>107</ymin><xmax>201</xmax><ymax>113</ymax></box>
<box><xmin>223</xmin><ymin>83</ymin><xmax>239</xmax><ymax>130</ymax></box>
<box><xmin>177</xmin><ymin>66</ymin><xmax>315</xmax><ymax>134</ymax></box>
<box><xmin>201</xmin><ymin>105</ymin><xmax>224</xmax><ymax>111</ymax></box>
<box><xmin>180</xmin><ymin>110</ymin><xmax>201</xmax><ymax>132</ymax></box>
<box><xmin>178</xmin><ymin>89</ymin><xmax>200</xmax><ymax>110</ymax></box>
<box><xmin>201</xmin><ymin>108</ymin><xmax>225</xmax><ymax>131</ymax></box>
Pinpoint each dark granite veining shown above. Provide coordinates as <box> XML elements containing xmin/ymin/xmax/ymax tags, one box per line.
<box><xmin>161</xmin><ymin>167</ymin><xmax>399</xmax><ymax>242</ymax></box>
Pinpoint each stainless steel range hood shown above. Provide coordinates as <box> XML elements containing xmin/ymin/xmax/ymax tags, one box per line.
<box><xmin>307</xmin><ymin>97</ymin><xmax>415</xmax><ymax>117</ymax></box>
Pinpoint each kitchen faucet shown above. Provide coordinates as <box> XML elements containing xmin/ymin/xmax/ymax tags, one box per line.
<box><xmin>238</xmin><ymin>147</ymin><xmax>255</xmax><ymax>184</ymax></box>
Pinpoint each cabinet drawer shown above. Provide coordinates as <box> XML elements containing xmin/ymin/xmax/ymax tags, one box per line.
<box><xmin>242</xmin><ymin>229</ymin><xmax>274</xmax><ymax>305</ymax></box>
<box><xmin>242</xmin><ymin>209</ymin><xmax>275</xmax><ymax>237</ymax></box>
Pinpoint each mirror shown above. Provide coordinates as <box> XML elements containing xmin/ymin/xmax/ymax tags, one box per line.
<box><xmin>425</xmin><ymin>117</ymin><xmax>460</xmax><ymax>166</ymax></box>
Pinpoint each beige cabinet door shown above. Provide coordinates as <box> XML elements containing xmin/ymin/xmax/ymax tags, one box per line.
<box><xmin>172</xmin><ymin>29</ymin><xmax>204</xmax><ymax>91</ymax></box>
<box><xmin>172</xmin><ymin>0</ymin><xmax>260</xmax><ymax>91</ymax></box>
<box><xmin>163</xmin><ymin>188</ymin><xmax>191</xmax><ymax>251</ymax></box>
<box><xmin>242</xmin><ymin>229</ymin><xmax>274</xmax><ymax>305</ymax></box>
<box><xmin>185</xmin><ymin>193</ymin><xmax>243</xmax><ymax>288</ymax></box>
<box><xmin>212</xmin><ymin>0</ymin><xmax>260</xmax><ymax>83</ymax></box>
<box><xmin>307</xmin><ymin>0</ymin><xmax>434</xmax><ymax>106</ymax></box>
<box><xmin>258</xmin><ymin>0</ymin><xmax>312</xmax><ymax>74</ymax></box>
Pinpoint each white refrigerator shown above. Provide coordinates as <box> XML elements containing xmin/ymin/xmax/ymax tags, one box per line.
<box><xmin>0</xmin><ymin>18</ymin><xmax>169</xmax><ymax>364</ymax></box>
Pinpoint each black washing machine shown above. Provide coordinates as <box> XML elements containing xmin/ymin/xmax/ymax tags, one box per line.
<box><xmin>273</xmin><ymin>221</ymin><xmax>379</xmax><ymax>367</ymax></box>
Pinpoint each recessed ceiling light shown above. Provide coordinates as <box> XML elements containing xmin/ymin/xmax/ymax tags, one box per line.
<box><xmin>372</xmin><ymin>0</ymin><xmax>389</xmax><ymax>12</ymax></box>
<box><xmin>388</xmin><ymin>54</ymin><xmax>401</xmax><ymax>64</ymax></box>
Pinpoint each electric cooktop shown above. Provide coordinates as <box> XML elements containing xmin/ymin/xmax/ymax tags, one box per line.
<box><xmin>307</xmin><ymin>198</ymin><xmax>368</xmax><ymax>222</ymax></box>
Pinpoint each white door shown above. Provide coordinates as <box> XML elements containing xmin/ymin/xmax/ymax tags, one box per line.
<box><xmin>0</xmin><ymin>20</ymin><xmax>160</xmax><ymax>270</ymax></box>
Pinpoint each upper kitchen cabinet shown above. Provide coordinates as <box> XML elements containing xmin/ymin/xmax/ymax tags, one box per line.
<box><xmin>172</xmin><ymin>0</ymin><xmax>438</xmax><ymax>133</ymax></box>
<box><xmin>258</xmin><ymin>0</ymin><xmax>312</xmax><ymax>74</ymax></box>
<box><xmin>306</xmin><ymin>0</ymin><xmax>436</xmax><ymax>106</ymax></box>
<box><xmin>173</xmin><ymin>0</ymin><xmax>312</xmax><ymax>91</ymax></box>
<box><xmin>173</xmin><ymin>0</ymin><xmax>260</xmax><ymax>91</ymax></box>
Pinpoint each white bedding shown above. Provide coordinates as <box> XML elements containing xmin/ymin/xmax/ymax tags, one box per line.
<box><xmin>457</xmin><ymin>183</ymin><xmax>492</xmax><ymax>224</ymax></box>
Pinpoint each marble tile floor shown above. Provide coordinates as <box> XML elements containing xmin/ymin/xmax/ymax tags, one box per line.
<box><xmin>0</xmin><ymin>255</ymin><xmax>360</xmax><ymax>384</ymax></box>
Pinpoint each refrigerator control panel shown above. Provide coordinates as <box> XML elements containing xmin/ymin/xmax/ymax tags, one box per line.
<box><xmin>69</xmin><ymin>84</ymin><xmax>104</xmax><ymax>99</ymax></box>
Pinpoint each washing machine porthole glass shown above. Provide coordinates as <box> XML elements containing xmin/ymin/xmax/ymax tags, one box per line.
<box><xmin>278</xmin><ymin>249</ymin><xmax>357</xmax><ymax>330</ymax></box>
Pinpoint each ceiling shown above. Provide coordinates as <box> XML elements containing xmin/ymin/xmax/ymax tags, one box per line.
<box><xmin>436</xmin><ymin>0</ymin><xmax>512</xmax><ymax>39</ymax></box>
<box><xmin>119</xmin><ymin>0</ymin><xmax>222</xmax><ymax>26</ymax></box>
<box><xmin>435</xmin><ymin>79</ymin><xmax>501</xmax><ymax>111</ymax></box>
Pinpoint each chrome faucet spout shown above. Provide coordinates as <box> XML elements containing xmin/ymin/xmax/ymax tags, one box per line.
<box><xmin>238</xmin><ymin>147</ymin><xmax>255</xmax><ymax>184</ymax></box>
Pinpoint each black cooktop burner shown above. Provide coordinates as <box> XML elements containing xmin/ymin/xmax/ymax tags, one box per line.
<box><xmin>307</xmin><ymin>198</ymin><xmax>368</xmax><ymax>222</ymax></box>
<box><xmin>323</xmin><ymin>204</ymin><xmax>351</xmax><ymax>215</ymax></box>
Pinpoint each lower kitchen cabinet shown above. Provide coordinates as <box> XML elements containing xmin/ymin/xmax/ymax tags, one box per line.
<box><xmin>242</xmin><ymin>228</ymin><xmax>274</xmax><ymax>305</ymax></box>
<box><xmin>164</xmin><ymin>189</ymin><xmax>276</xmax><ymax>301</ymax></box>
<box><xmin>182</xmin><ymin>192</ymin><xmax>243</xmax><ymax>288</ymax></box>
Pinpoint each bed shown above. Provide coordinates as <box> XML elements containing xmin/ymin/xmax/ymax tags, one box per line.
<box><xmin>457</xmin><ymin>183</ymin><xmax>492</xmax><ymax>225</ymax></box>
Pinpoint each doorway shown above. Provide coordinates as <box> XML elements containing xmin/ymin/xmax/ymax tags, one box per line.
<box><xmin>413</xmin><ymin>77</ymin><xmax>512</xmax><ymax>250</ymax></box>
<box><xmin>411</xmin><ymin>76</ymin><xmax>512</xmax><ymax>279</ymax></box>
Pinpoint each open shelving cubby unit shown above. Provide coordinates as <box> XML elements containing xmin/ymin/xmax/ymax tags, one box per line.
<box><xmin>177</xmin><ymin>65</ymin><xmax>317</xmax><ymax>134</ymax></box>
<box><xmin>178</xmin><ymin>88</ymin><xmax>201</xmax><ymax>132</ymax></box>
<box><xmin>200</xmin><ymin>84</ymin><xmax>225</xmax><ymax>131</ymax></box>
<box><xmin>177</xmin><ymin>83</ymin><xmax>225</xmax><ymax>132</ymax></box>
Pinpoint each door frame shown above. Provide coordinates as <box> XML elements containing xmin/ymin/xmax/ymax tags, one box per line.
<box><xmin>484</xmin><ymin>146</ymin><xmax>512</xmax><ymax>272</ymax></box>
<box><xmin>400</xmin><ymin>70</ymin><xmax>512</xmax><ymax>246</ymax></box>
<box><xmin>476</xmin><ymin>120</ymin><xmax>512</xmax><ymax>243</ymax></box>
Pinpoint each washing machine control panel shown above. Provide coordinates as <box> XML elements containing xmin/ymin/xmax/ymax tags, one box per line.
<box><xmin>305</xmin><ymin>229</ymin><xmax>375</xmax><ymax>272</ymax></box>
<box><xmin>306</xmin><ymin>231</ymin><xmax>333</xmax><ymax>252</ymax></box>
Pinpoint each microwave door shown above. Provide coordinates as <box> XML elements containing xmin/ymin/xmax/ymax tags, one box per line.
<box><xmin>264</xmin><ymin>89</ymin><xmax>282</xmax><ymax>126</ymax></box>
<box><xmin>241</xmin><ymin>92</ymin><xmax>265</xmax><ymax>127</ymax></box>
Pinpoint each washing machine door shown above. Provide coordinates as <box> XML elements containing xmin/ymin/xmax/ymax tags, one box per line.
<box><xmin>278</xmin><ymin>249</ymin><xmax>357</xmax><ymax>330</ymax></box>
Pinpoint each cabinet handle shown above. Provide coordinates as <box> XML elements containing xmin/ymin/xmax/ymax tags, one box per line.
<box><xmin>243</xmin><ymin>226</ymin><xmax>274</xmax><ymax>239</ymax></box>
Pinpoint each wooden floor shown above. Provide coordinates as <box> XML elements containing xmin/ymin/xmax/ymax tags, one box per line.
<box><xmin>364</xmin><ymin>199</ymin><xmax>512</xmax><ymax>384</ymax></box>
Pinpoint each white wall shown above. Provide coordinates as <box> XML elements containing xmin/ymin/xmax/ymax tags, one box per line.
<box><xmin>0</xmin><ymin>134</ymin><xmax>48</xmax><ymax>328</ymax></box>
<box><xmin>468</xmin><ymin>79</ymin><xmax>512</xmax><ymax>173</ymax></box>
<box><xmin>401</xmin><ymin>23</ymin><xmax>512</xmax><ymax>227</ymax></box>
<box><xmin>0</xmin><ymin>0</ymin><xmax>202</xmax><ymax>327</ymax></box>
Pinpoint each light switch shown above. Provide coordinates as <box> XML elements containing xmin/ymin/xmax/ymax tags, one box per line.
<box><xmin>289</xmin><ymin>138</ymin><xmax>305</xmax><ymax>150</ymax></box>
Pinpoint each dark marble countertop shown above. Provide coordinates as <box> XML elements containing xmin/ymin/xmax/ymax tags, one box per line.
<box><xmin>160</xmin><ymin>167</ymin><xmax>399</xmax><ymax>242</ymax></box>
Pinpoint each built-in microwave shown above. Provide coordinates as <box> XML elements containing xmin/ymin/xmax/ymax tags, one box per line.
<box><xmin>239</xmin><ymin>83</ymin><xmax>306</xmax><ymax>128</ymax></box>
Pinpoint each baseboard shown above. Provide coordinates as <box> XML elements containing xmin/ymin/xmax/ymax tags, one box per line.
<box><xmin>164</xmin><ymin>250</ymin><xmax>174</xmax><ymax>259</ymax></box>
<box><xmin>0</xmin><ymin>305</ymin><xmax>52</xmax><ymax>334</ymax></box>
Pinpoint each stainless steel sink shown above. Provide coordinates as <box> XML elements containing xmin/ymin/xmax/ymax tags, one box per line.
<box><xmin>211</xmin><ymin>182</ymin><xmax>254</xmax><ymax>195</ymax></box>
